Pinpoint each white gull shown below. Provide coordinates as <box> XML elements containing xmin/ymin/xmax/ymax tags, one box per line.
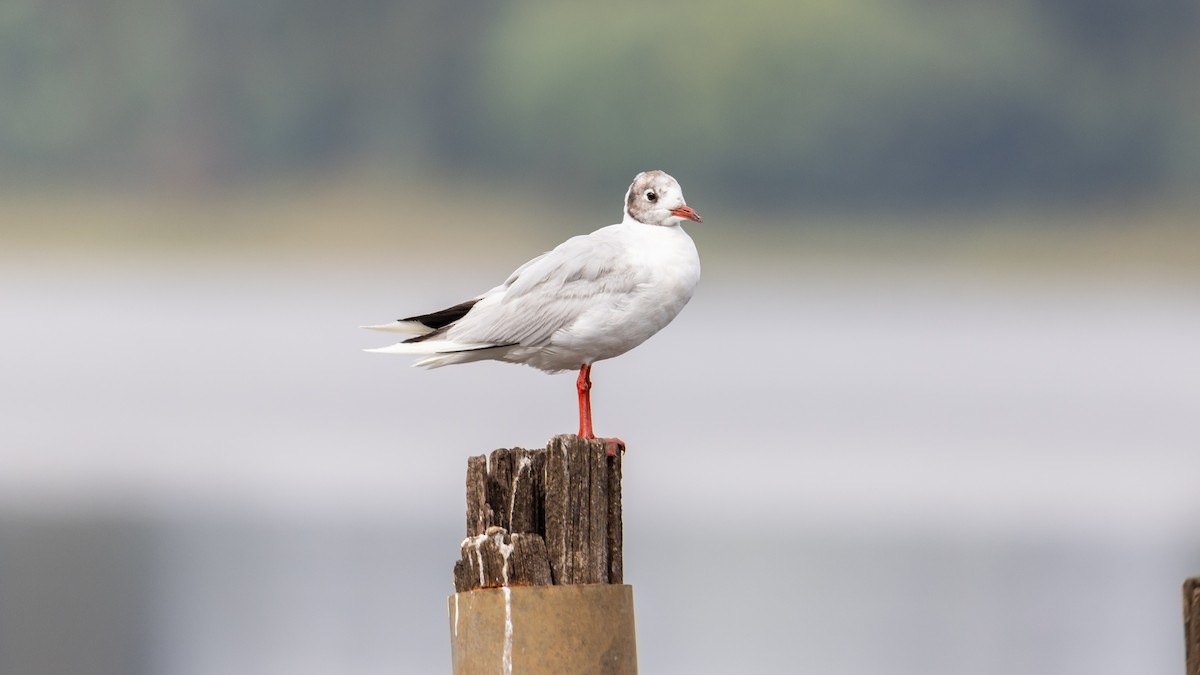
<box><xmin>364</xmin><ymin>170</ymin><xmax>702</xmax><ymax>448</ymax></box>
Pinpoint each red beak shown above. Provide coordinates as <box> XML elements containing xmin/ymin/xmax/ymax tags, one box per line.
<box><xmin>670</xmin><ymin>205</ymin><xmax>702</xmax><ymax>223</ymax></box>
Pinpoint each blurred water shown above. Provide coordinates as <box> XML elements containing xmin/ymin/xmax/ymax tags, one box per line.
<box><xmin>1</xmin><ymin>253</ymin><xmax>1198</xmax><ymax>674</ymax></box>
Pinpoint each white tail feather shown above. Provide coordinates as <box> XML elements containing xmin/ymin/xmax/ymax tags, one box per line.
<box><xmin>360</xmin><ymin>321</ymin><xmax>432</xmax><ymax>334</ymax></box>
<box><xmin>365</xmin><ymin>339</ymin><xmax>515</xmax><ymax>369</ymax></box>
<box><xmin>365</xmin><ymin>339</ymin><xmax>500</xmax><ymax>355</ymax></box>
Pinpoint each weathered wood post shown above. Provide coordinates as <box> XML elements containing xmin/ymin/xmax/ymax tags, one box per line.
<box><xmin>1186</xmin><ymin>577</ymin><xmax>1200</xmax><ymax>675</ymax></box>
<box><xmin>448</xmin><ymin>434</ymin><xmax>636</xmax><ymax>674</ymax></box>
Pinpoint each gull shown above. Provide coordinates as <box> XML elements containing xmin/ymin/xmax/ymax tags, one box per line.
<box><xmin>364</xmin><ymin>170</ymin><xmax>702</xmax><ymax>452</ymax></box>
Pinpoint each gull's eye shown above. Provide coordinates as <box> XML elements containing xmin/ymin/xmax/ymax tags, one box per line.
<box><xmin>645</xmin><ymin>190</ymin><xmax>658</xmax><ymax>202</ymax></box>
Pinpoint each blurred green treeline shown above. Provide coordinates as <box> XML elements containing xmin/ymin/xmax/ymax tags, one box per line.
<box><xmin>2</xmin><ymin>0</ymin><xmax>1197</xmax><ymax>210</ymax></box>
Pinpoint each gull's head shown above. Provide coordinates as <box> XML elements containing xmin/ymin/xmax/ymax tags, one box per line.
<box><xmin>624</xmin><ymin>170</ymin><xmax>702</xmax><ymax>227</ymax></box>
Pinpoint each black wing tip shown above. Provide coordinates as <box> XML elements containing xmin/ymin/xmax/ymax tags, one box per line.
<box><xmin>403</xmin><ymin>327</ymin><xmax>445</xmax><ymax>344</ymax></box>
<box><xmin>401</xmin><ymin>299</ymin><xmax>479</xmax><ymax>331</ymax></box>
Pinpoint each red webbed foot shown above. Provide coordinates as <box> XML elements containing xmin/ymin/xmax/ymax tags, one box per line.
<box><xmin>601</xmin><ymin>437</ymin><xmax>625</xmax><ymax>457</ymax></box>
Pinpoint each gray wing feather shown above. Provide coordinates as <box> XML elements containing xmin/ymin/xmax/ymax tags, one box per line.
<box><xmin>446</xmin><ymin>231</ymin><xmax>643</xmax><ymax>348</ymax></box>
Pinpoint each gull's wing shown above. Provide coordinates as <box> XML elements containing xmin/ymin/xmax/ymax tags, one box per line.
<box><xmin>445</xmin><ymin>226</ymin><xmax>644</xmax><ymax>348</ymax></box>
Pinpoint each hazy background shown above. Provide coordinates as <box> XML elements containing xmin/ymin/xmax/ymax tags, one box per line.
<box><xmin>2</xmin><ymin>1</ymin><xmax>1199</xmax><ymax>673</ymax></box>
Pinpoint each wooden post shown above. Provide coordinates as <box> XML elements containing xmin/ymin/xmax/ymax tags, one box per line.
<box><xmin>1186</xmin><ymin>577</ymin><xmax>1200</xmax><ymax>675</ymax></box>
<box><xmin>449</xmin><ymin>435</ymin><xmax>636</xmax><ymax>674</ymax></box>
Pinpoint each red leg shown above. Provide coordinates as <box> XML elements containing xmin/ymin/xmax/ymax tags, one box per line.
<box><xmin>575</xmin><ymin>364</ymin><xmax>625</xmax><ymax>456</ymax></box>
<box><xmin>576</xmin><ymin>364</ymin><xmax>594</xmax><ymax>439</ymax></box>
